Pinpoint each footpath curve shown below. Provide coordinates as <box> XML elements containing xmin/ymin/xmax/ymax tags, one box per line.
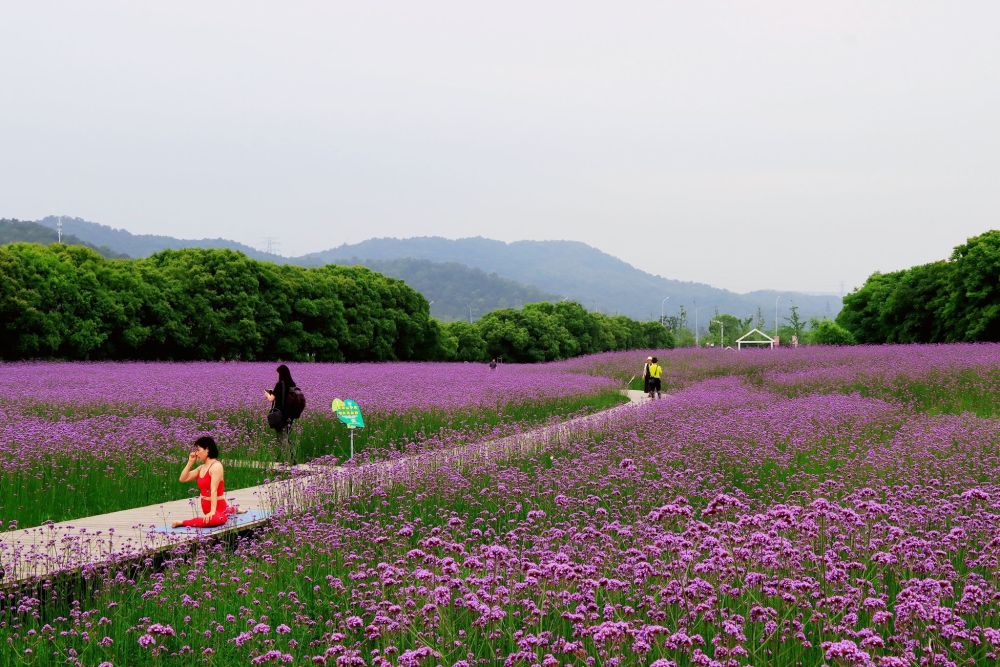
<box><xmin>1</xmin><ymin>390</ymin><xmax>652</xmax><ymax>586</ymax></box>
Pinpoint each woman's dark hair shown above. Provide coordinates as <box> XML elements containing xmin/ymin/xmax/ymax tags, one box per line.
<box><xmin>651</xmin><ymin>357</ymin><xmax>658</xmax><ymax>363</ymax></box>
<box><xmin>195</xmin><ymin>435</ymin><xmax>219</xmax><ymax>459</ymax></box>
<box><xmin>277</xmin><ymin>364</ymin><xmax>295</xmax><ymax>387</ymax></box>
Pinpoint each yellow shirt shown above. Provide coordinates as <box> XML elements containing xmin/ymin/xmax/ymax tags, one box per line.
<box><xmin>649</xmin><ymin>363</ymin><xmax>663</xmax><ymax>379</ymax></box>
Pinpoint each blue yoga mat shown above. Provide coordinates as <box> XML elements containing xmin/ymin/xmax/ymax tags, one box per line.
<box><xmin>148</xmin><ymin>509</ymin><xmax>271</xmax><ymax>535</ymax></box>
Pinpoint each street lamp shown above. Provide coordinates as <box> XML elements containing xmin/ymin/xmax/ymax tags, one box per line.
<box><xmin>467</xmin><ymin>304</ymin><xmax>473</xmax><ymax>323</ymax></box>
<box><xmin>660</xmin><ymin>296</ymin><xmax>670</xmax><ymax>328</ymax></box>
<box><xmin>774</xmin><ymin>295</ymin><xmax>781</xmax><ymax>338</ymax></box>
<box><xmin>711</xmin><ymin>320</ymin><xmax>724</xmax><ymax>349</ymax></box>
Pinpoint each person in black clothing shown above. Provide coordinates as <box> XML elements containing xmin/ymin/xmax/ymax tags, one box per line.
<box><xmin>264</xmin><ymin>364</ymin><xmax>296</xmax><ymax>443</ymax></box>
<box><xmin>641</xmin><ymin>356</ymin><xmax>652</xmax><ymax>397</ymax></box>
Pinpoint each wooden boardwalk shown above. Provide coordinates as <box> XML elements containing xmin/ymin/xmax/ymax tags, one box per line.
<box><xmin>0</xmin><ymin>391</ymin><xmax>649</xmax><ymax>585</ymax></box>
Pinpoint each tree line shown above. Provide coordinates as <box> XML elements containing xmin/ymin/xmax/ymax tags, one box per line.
<box><xmin>0</xmin><ymin>243</ymin><xmax>673</xmax><ymax>362</ymax></box>
<box><xmin>835</xmin><ymin>231</ymin><xmax>998</xmax><ymax>343</ymax></box>
<box><xmin>442</xmin><ymin>302</ymin><xmax>672</xmax><ymax>362</ymax></box>
<box><xmin>656</xmin><ymin>231</ymin><xmax>997</xmax><ymax>347</ymax></box>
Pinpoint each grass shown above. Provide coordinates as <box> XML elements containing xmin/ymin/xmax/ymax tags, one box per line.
<box><xmin>0</xmin><ymin>390</ymin><xmax>626</xmax><ymax>530</ymax></box>
<box><xmin>271</xmin><ymin>388</ymin><xmax>627</xmax><ymax>464</ymax></box>
<box><xmin>0</xmin><ymin>451</ymin><xmax>271</xmax><ymax>530</ymax></box>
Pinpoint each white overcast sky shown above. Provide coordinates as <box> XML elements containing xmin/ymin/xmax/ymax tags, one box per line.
<box><xmin>1</xmin><ymin>1</ymin><xmax>997</xmax><ymax>293</ymax></box>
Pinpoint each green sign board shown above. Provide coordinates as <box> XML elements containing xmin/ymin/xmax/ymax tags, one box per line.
<box><xmin>331</xmin><ymin>398</ymin><xmax>364</xmax><ymax>428</ymax></box>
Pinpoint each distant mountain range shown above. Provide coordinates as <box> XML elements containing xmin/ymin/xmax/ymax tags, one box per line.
<box><xmin>26</xmin><ymin>217</ymin><xmax>556</xmax><ymax>320</ymax></box>
<box><xmin>304</xmin><ymin>237</ymin><xmax>842</xmax><ymax>327</ymax></box>
<box><xmin>27</xmin><ymin>216</ymin><xmax>841</xmax><ymax>327</ymax></box>
<box><xmin>1</xmin><ymin>219</ymin><xmax>128</xmax><ymax>259</ymax></box>
<box><xmin>36</xmin><ymin>216</ymin><xmax>284</xmax><ymax>262</ymax></box>
<box><xmin>345</xmin><ymin>257</ymin><xmax>558</xmax><ymax>321</ymax></box>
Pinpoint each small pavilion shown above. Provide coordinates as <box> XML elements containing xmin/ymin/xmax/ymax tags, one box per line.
<box><xmin>736</xmin><ymin>328</ymin><xmax>775</xmax><ymax>350</ymax></box>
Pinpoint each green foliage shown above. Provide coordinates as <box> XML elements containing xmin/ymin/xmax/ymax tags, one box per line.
<box><xmin>0</xmin><ymin>244</ymin><xmax>436</xmax><ymax>361</ymax></box>
<box><xmin>944</xmin><ymin>230</ymin><xmax>1000</xmax><ymax>341</ymax></box>
<box><xmin>442</xmin><ymin>321</ymin><xmax>488</xmax><ymax>361</ymax></box>
<box><xmin>0</xmin><ymin>243</ymin><xmax>671</xmax><ymax>362</ymax></box>
<box><xmin>838</xmin><ymin>231</ymin><xmax>999</xmax><ymax>343</ymax></box>
<box><xmin>785</xmin><ymin>304</ymin><xmax>806</xmax><ymax>340</ymax></box>
<box><xmin>809</xmin><ymin>318</ymin><xmax>856</xmax><ymax>345</ymax></box>
<box><xmin>467</xmin><ymin>301</ymin><xmax>672</xmax><ymax>363</ymax></box>
<box><xmin>706</xmin><ymin>313</ymin><xmax>744</xmax><ymax>348</ymax></box>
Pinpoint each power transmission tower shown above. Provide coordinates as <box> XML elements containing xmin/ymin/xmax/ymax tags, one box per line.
<box><xmin>57</xmin><ymin>216</ymin><xmax>63</xmax><ymax>244</ymax></box>
<box><xmin>263</xmin><ymin>237</ymin><xmax>280</xmax><ymax>255</ymax></box>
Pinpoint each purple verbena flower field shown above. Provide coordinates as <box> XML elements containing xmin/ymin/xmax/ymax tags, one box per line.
<box><xmin>0</xmin><ymin>362</ymin><xmax>622</xmax><ymax>527</ymax></box>
<box><xmin>6</xmin><ymin>361</ymin><xmax>617</xmax><ymax>415</ymax></box>
<box><xmin>1</xmin><ymin>344</ymin><xmax>999</xmax><ymax>666</ymax></box>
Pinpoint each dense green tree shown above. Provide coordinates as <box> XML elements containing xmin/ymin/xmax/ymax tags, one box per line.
<box><xmin>880</xmin><ymin>261</ymin><xmax>952</xmax><ymax>343</ymax></box>
<box><xmin>0</xmin><ymin>243</ymin><xmax>69</xmax><ymax>358</ymax></box>
<box><xmin>477</xmin><ymin>308</ymin><xmax>568</xmax><ymax>362</ymax></box>
<box><xmin>944</xmin><ymin>231</ymin><xmax>999</xmax><ymax>341</ymax></box>
<box><xmin>837</xmin><ymin>231</ymin><xmax>998</xmax><ymax>344</ymax></box>
<box><xmin>809</xmin><ymin>318</ymin><xmax>856</xmax><ymax>345</ymax></box>
<box><xmin>144</xmin><ymin>249</ymin><xmax>264</xmax><ymax>359</ymax></box>
<box><xmin>706</xmin><ymin>314</ymin><xmax>742</xmax><ymax>348</ymax></box>
<box><xmin>640</xmin><ymin>321</ymin><xmax>674</xmax><ymax>349</ymax></box>
<box><xmin>837</xmin><ymin>272</ymin><xmax>899</xmax><ymax>343</ymax></box>
<box><xmin>442</xmin><ymin>321</ymin><xmax>487</xmax><ymax>361</ymax></box>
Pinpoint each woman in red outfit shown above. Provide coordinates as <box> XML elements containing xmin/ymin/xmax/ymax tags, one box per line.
<box><xmin>172</xmin><ymin>436</ymin><xmax>234</xmax><ymax>528</ymax></box>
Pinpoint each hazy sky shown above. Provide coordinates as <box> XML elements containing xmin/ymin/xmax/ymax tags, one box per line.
<box><xmin>2</xmin><ymin>1</ymin><xmax>997</xmax><ymax>294</ymax></box>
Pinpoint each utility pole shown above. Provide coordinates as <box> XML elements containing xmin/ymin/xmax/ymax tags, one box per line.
<box><xmin>694</xmin><ymin>304</ymin><xmax>709</xmax><ymax>347</ymax></box>
<box><xmin>57</xmin><ymin>216</ymin><xmax>63</xmax><ymax>244</ymax></box>
<box><xmin>711</xmin><ymin>320</ymin><xmax>724</xmax><ymax>349</ymax></box>
<box><xmin>660</xmin><ymin>296</ymin><xmax>670</xmax><ymax>328</ymax></box>
<box><xmin>774</xmin><ymin>295</ymin><xmax>781</xmax><ymax>338</ymax></box>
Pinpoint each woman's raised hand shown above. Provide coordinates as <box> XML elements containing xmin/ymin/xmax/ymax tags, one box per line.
<box><xmin>188</xmin><ymin>451</ymin><xmax>198</xmax><ymax>462</ymax></box>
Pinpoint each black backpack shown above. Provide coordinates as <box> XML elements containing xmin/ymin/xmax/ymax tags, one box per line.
<box><xmin>285</xmin><ymin>386</ymin><xmax>306</xmax><ymax>420</ymax></box>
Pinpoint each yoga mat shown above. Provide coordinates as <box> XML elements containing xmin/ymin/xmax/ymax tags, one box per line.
<box><xmin>148</xmin><ymin>509</ymin><xmax>271</xmax><ymax>535</ymax></box>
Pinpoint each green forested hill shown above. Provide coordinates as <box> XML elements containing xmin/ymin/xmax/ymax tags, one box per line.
<box><xmin>344</xmin><ymin>257</ymin><xmax>559</xmax><ymax>321</ymax></box>
<box><xmin>1</xmin><ymin>219</ymin><xmax>128</xmax><ymax>259</ymax></box>
<box><xmin>32</xmin><ymin>217</ymin><xmax>840</xmax><ymax>326</ymax></box>
<box><xmin>36</xmin><ymin>215</ymin><xmax>281</xmax><ymax>261</ymax></box>
<box><xmin>303</xmin><ymin>236</ymin><xmax>841</xmax><ymax>326</ymax></box>
<box><xmin>34</xmin><ymin>217</ymin><xmax>559</xmax><ymax>320</ymax></box>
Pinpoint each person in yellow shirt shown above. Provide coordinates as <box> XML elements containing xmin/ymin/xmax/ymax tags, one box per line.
<box><xmin>648</xmin><ymin>357</ymin><xmax>663</xmax><ymax>399</ymax></box>
<box><xmin>641</xmin><ymin>356</ymin><xmax>652</xmax><ymax>396</ymax></box>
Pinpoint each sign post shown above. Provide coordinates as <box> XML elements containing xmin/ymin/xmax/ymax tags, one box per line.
<box><xmin>331</xmin><ymin>399</ymin><xmax>365</xmax><ymax>460</ymax></box>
